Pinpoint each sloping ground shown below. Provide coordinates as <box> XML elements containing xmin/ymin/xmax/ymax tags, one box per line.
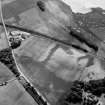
<box><xmin>0</xmin><ymin>29</ymin><xmax>8</xmax><ymax>50</ymax></box>
<box><xmin>2</xmin><ymin>0</ymin><xmax>76</xmax><ymax>42</ymax></box>
<box><xmin>0</xmin><ymin>79</ymin><xmax>37</xmax><ymax>105</ymax></box>
<box><xmin>0</xmin><ymin>43</ymin><xmax>37</xmax><ymax>105</ymax></box>
<box><xmin>73</xmin><ymin>8</ymin><xmax>105</xmax><ymax>41</ymax></box>
<box><xmin>0</xmin><ymin>0</ymin><xmax>105</xmax><ymax>105</ymax></box>
<box><xmin>15</xmin><ymin>43</ymin><xmax>87</xmax><ymax>105</ymax></box>
<box><xmin>0</xmin><ymin>62</ymin><xmax>13</xmax><ymax>83</ymax></box>
<box><xmin>15</xmin><ymin>36</ymin><xmax>105</xmax><ymax>105</ymax></box>
<box><xmin>2</xmin><ymin>0</ymin><xmax>34</xmax><ymax>19</ymax></box>
<box><xmin>0</xmin><ymin>0</ymin><xmax>77</xmax><ymax>105</ymax></box>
